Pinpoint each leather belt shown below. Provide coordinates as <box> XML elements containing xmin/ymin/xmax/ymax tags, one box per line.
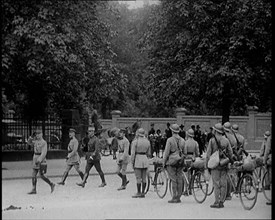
<box><xmin>119</xmin><ymin>151</ymin><xmax>124</xmax><ymax>153</ymax></box>
<box><xmin>34</xmin><ymin>153</ymin><xmax>41</xmax><ymax>155</ymax></box>
<box><xmin>136</xmin><ymin>152</ymin><xmax>146</xmax><ymax>155</ymax></box>
<box><xmin>187</xmin><ymin>152</ymin><xmax>193</xmax><ymax>155</ymax></box>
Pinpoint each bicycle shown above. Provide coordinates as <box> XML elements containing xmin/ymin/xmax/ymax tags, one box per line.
<box><xmin>262</xmin><ymin>167</ymin><xmax>272</xmax><ymax>202</ymax></box>
<box><xmin>226</xmin><ymin>162</ymin><xmax>258</xmax><ymax>210</ymax></box>
<box><xmin>169</xmin><ymin>166</ymin><xmax>209</xmax><ymax>203</ymax></box>
<box><xmin>145</xmin><ymin>162</ymin><xmax>169</xmax><ymax>199</ymax></box>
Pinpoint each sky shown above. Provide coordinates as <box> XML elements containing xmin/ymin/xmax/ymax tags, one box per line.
<box><xmin>118</xmin><ymin>0</ymin><xmax>160</xmax><ymax>9</ymax></box>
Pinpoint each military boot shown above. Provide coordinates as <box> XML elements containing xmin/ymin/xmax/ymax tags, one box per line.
<box><xmin>57</xmin><ymin>172</ymin><xmax>68</xmax><ymax>185</ymax></box>
<box><xmin>132</xmin><ymin>183</ymin><xmax>142</xmax><ymax>198</ymax></box>
<box><xmin>76</xmin><ymin>173</ymin><xmax>88</xmax><ymax>188</ymax></box>
<box><xmin>28</xmin><ymin>177</ymin><xmax>37</xmax><ymax>194</ymax></box>
<box><xmin>141</xmin><ymin>182</ymin><xmax>147</xmax><ymax>198</ymax></box>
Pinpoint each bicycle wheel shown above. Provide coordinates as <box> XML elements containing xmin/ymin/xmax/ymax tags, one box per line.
<box><xmin>154</xmin><ymin>168</ymin><xmax>168</xmax><ymax>199</ymax></box>
<box><xmin>207</xmin><ymin>175</ymin><xmax>214</xmax><ymax>196</ymax></box>
<box><xmin>191</xmin><ymin>171</ymin><xmax>208</xmax><ymax>203</ymax></box>
<box><xmin>253</xmin><ymin>166</ymin><xmax>265</xmax><ymax>192</ymax></box>
<box><xmin>262</xmin><ymin>170</ymin><xmax>272</xmax><ymax>202</ymax></box>
<box><xmin>239</xmin><ymin>173</ymin><xmax>258</xmax><ymax>210</ymax></box>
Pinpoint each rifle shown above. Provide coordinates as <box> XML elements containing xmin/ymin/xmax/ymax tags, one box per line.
<box><xmin>232</xmin><ymin>131</ymin><xmax>248</xmax><ymax>158</ymax></box>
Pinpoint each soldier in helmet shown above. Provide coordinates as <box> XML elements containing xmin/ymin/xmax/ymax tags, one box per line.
<box><xmin>205</xmin><ymin>123</ymin><xmax>233</xmax><ymax>208</ymax></box>
<box><xmin>182</xmin><ymin>128</ymin><xmax>200</xmax><ymax>195</ymax></box>
<box><xmin>163</xmin><ymin>124</ymin><xmax>185</xmax><ymax>203</ymax></box>
<box><xmin>131</xmin><ymin>128</ymin><xmax>150</xmax><ymax>198</ymax></box>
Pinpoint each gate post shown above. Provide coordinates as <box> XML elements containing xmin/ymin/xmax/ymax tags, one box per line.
<box><xmin>111</xmin><ymin>110</ymin><xmax>121</xmax><ymax>128</ymax></box>
<box><xmin>61</xmin><ymin>109</ymin><xmax>81</xmax><ymax>150</ymax></box>
<box><xmin>175</xmin><ymin>107</ymin><xmax>187</xmax><ymax>126</ymax></box>
<box><xmin>247</xmin><ymin>106</ymin><xmax>258</xmax><ymax>148</ymax></box>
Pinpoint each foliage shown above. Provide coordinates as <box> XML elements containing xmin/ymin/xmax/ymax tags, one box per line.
<box><xmin>141</xmin><ymin>0</ymin><xmax>272</xmax><ymax>119</ymax></box>
<box><xmin>2</xmin><ymin>0</ymin><xmax>126</xmax><ymax>119</ymax></box>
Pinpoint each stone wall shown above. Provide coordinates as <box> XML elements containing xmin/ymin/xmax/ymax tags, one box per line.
<box><xmin>106</xmin><ymin>107</ymin><xmax>271</xmax><ymax>151</ymax></box>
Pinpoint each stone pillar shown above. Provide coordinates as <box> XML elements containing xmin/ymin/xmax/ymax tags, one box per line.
<box><xmin>111</xmin><ymin>110</ymin><xmax>121</xmax><ymax>128</ymax></box>
<box><xmin>61</xmin><ymin>109</ymin><xmax>81</xmax><ymax>150</ymax></box>
<box><xmin>175</xmin><ymin>107</ymin><xmax>187</xmax><ymax>126</ymax></box>
<box><xmin>247</xmin><ymin>106</ymin><xmax>258</xmax><ymax>148</ymax></box>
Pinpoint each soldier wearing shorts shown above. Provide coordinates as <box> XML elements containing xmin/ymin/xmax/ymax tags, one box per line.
<box><xmin>28</xmin><ymin>129</ymin><xmax>55</xmax><ymax>194</ymax></box>
<box><xmin>57</xmin><ymin>128</ymin><xmax>84</xmax><ymax>185</ymax></box>
<box><xmin>116</xmin><ymin>128</ymin><xmax>130</xmax><ymax>190</ymax></box>
<box><xmin>131</xmin><ymin>128</ymin><xmax>150</xmax><ymax>198</ymax></box>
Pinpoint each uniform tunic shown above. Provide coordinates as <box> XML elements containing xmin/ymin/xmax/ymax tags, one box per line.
<box><xmin>263</xmin><ymin>135</ymin><xmax>272</xmax><ymax>165</ymax></box>
<box><xmin>259</xmin><ymin>139</ymin><xmax>268</xmax><ymax>157</ymax></box>
<box><xmin>67</xmin><ymin>137</ymin><xmax>80</xmax><ymax>165</ymax></box>
<box><xmin>224</xmin><ymin>131</ymin><xmax>237</xmax><ymax>149</ymax></box>
<box><xmin>205</xmin><ymin>136</ymin><xmax>233</xmax><ymax>170</ymax></box>
<box><xmin>234</xmin><ymin>132</ymin><xmax>245</xmax><ymax>147</ymax></box>
<box><xmin>163</xmin><ymin>135</ymin><xmax>185</xmax><ymax>166</ymax></box>
<box><xmin>86</xmin><ymin>135</ymin><xmax>101</xmax><ymax>161</ymax></box>
<box><xmin>184</xmin><ymin>138</ymin><xmax>200</xmax><ymax>158</ymax></box>
<box><xmin>32</xmin><ymin>138</ymin><xmax>47</xmax><ymax>169</ymax></box>
<box><xmin>131</xmin><ymin>137</ymin><xmax>150</xmax><ymax>168</ymax></box>
<box><xmin>117</xmin><ymin>137</ymin><xmax>130</xmax><ymax>164</ymax></box>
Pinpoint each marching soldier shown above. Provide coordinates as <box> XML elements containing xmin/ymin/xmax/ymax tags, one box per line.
<box><xmin>76</xmin><ymin>126</ymin><xmax>106</xmax><ymax>188</ymax></box>
<box><xmin>116</xmin><ymin>128</ymin><xmax>130</xmax><ymax>190</ymax></box>
<box><xmin>28</xmin><ymin>129</ymin><xmax>55</xmax><ymax>194</ymax></box>
<box><xmin>57</xmin><ymin>128</ymin><xmax>84</xmax><ymax>185</ymax></box>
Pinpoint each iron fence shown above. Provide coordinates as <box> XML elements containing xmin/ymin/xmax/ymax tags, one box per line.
<box><xmin>2</xmin><ymin>112</ymin><xmax>62</xmax><ymax>151</ymax></box>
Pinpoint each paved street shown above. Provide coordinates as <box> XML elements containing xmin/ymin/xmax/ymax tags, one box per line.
<box><xmin>1</xmin><ymin>155</ymin><xmax>272</xmax><ymax>219</ymax></box>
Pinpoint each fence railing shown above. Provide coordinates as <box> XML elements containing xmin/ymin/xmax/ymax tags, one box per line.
<box><xmin>2</xmin><ymin>113</ymin><xmax>62</xmax><ymax>151</ymax></box>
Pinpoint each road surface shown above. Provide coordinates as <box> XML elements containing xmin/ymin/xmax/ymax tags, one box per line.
<box><xmin>2</xmin><ymin>173</ymin><xmax>272</xmax><ymax>219</ymax></box>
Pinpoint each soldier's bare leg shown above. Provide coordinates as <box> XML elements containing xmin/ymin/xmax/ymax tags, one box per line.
<box><xmin>28</xmin><ymin>169</ymin><xmax>39</xmax><ymax>194</ymax></box>
<box><xmin>74</xmin><ymin>164</ymin><xmax>84</xmax><ymax>180</ymax></box>
<box><xmin>39</xmin><ymin>169</ymin><xmax>55</xmax><ymax>193</ymax></box>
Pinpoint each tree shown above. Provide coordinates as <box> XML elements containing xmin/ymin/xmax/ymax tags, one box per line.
<box><xmin>2</xmin><ymin>0</ymin><xmax>126</xmax><ymax>119</ymax></box>
<box><xmin>141</xmin><ymin>0</ymin><xmax>272</xmax><ymax>120</ymax></box>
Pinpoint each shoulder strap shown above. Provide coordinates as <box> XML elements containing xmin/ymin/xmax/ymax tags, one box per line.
<box><xmin>232</xmin><ymin>131</ymin><xmax>241</xmax><ymax>145</ymax></box>
<box><xmin>213</xmin><ymin>135</ymin><xmax>227</xmax><ymax>157</ymax></box>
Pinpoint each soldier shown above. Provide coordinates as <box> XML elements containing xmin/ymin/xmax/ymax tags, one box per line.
<box><xmin>205</xmin><ymin>123</ymin><xmax>233</xmax><ymax>208</ymax></box>
<box><xmin>116</xmin><ymin>128</ymin><xmax>130</xmax><ymax>190</ymax></box>
<box><xmin>27</xmin><ymin>129</ymin><xmax>55</xmax><ymax>194</ymax></box>
<box><xmin>163</xmin><ymin>124</ymin><xmax>185</xmax><ymax>203</ymax></box>
<box><xmin>131</xmin><ymin>128</ymin><xmax>150</xmax><ymax>198</ymax></box>
<box><xmin>57</xmin><ymin>128</ymin><xmax>84</xmax><ymax>185</ymax></box>
<box><xmin>259</xmin><ymin>131</ymin><xmax>270</xmax><ymax>157</ymax></box>
<box><xmin>222</xmin><ymin>122</ymin><xmax>236</xmax><ymax>200</ymax></box>
<box><xmin>263</xmin><ymin>130</ymin><xmax>272</xmax><ymax>206</ymax></box>
<box><xmin>182</xmin><ymin>128</ymin><xmax>200</xmax><ymax>195</ymax></box>
<box><xmin>231</xmin><ymin>124</ymin><xmax>247</xmax><ymax>160</ymax></box>
<box><xmin>76</xmin><ymin>126</ymin><xmax>106</xmax><ymax>188</ymax></box>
